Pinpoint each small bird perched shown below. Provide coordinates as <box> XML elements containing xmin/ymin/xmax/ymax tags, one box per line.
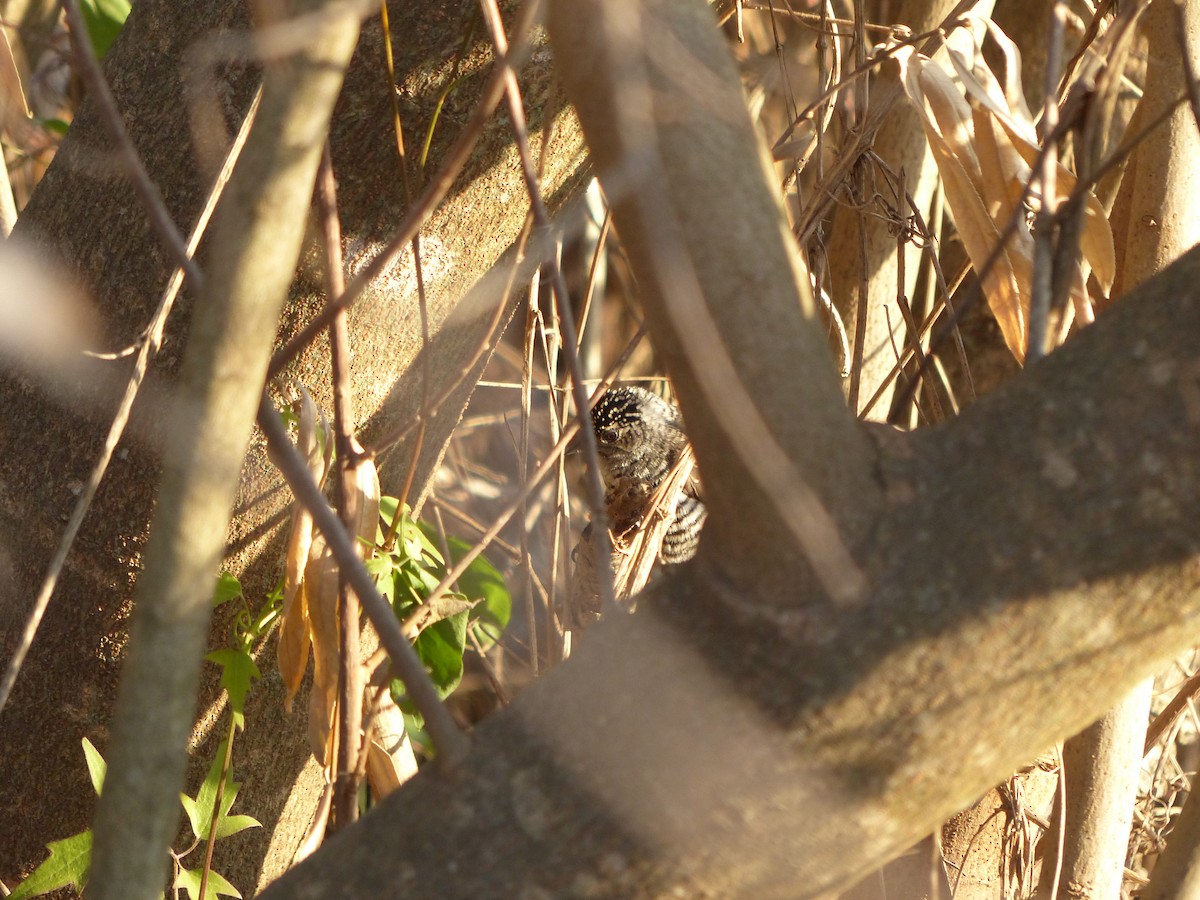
<box><xmin>588</xmin><ymin>385</ymin><xmax>706</xmax><ymax>564</ymax></box>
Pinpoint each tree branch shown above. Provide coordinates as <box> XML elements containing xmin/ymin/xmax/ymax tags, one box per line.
<box><xmin>253</xmin><ymin>0</ymin><xmax>1200</xmax><ymax>886</ymax></box>
<box><xmin>86</xmin><ymin>5</ymin><xmax>363</xmax><ymax>898</ymax></box>
<box><xmin>547</xmin><ymin>0</ymin><xmax>881</xmax><ymax>607</ymax></box>
<box><xmin>256</xmin><ymin>217</ymin><xmax>1200</xmax><ymax>900</ymax></box>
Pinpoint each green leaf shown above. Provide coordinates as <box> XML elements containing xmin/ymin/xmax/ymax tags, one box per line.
<box><xmin>181</xmin><ymin>741</ymin><xmax>260</xmax><ymax>843</ymax></box>
<box><xmin>378</xmin><ymin>495</ymin><xmax>404</xmax><ymax>524</ymax></box>
<box><xmin>365</xmin><ymin>552</ymin><xmax>396</xmax><ymax>587</ymax></box>
<box><xmin>393</xmin><ymin>608</ymin><xmax>468</xmax><ymax>704</ymax></box>
<box><xmin>34</xmin><ymin>116</ymin><xmax>70</xmax><ymax>136</ymax></box>
<box><xmin>77</xmin><ymin>0</ymin><xmax>131</xmax><ymax>59</ymax></box>
<box><xmin>215</xmin><ymin>814</ymin><xmax>261</xmax><ymax>841</ymax></box>
<box><xmin>8</xmin><ymin>831</ymin><xmax>92</xmax><ymax>899</ymax></box>
<box><xmin>81</xmin><ymin>737</ymin><xmax>106</xmax><ymax>796</ymax></box>
<box><xmin>180</xmin><ymin>792</ymin><xmax>203</xmax><ymax>841</ymax></box>
<box><xmin>421</xmin><ymin>527</ymin><xmax>512</xmax><ymax>648</ymax></box>
<box><xmin>405</xmin><ymin>518</ymin><xmax>444</xmax><ymax>565</ymax></box>
<box><xmin>205</xmin><ymin>649</ymin><xmax>260</xmax><ymax>729</ymax></box>
<box><xmin>175</xmin><ymin>866</ymin><xmax>243</xmax><ymax>900</ymax></box>
<box><xmin>211</xmin><ymin>572</ymin><xmax>243</xmax><ymax>608</ymax></box>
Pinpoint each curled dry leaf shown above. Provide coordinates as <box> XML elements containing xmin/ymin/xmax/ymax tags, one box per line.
<box><xmin>305</xmin><ymin>535</ymin><xmax>341</xmax><ymax>766</ymax></box>
<box><xmin>305</xmin><ymin>446</ymin><xmax>379</xmax><ymax>764</ymax></box>
<box><xmin>895</xmin><ymin>17</ymin><xmax>1115</xmax><ymax>362</ymax></box>
<box><xmin>898</xmin><ymin>45</ymin><xmax>1032</xmax><ymax>361</ymax></box>
<box><xmin>401</xmin><ymin>595</ymin><xmax>477</xmax><ymax>642</ymax></box>
<box><xmin>364</xmin><ymin>690</ymin><xmax>418</xmax><ymax>800</ymax></box>
<box><xmin>342</xmin><ymin>437</ymin><xmax>381</xmax><ymax>561</ymax></box>
<box><xmin>278</xmin><ymin>387</ymin><xmax>328</xmax><ymax>712</ymax></box>
<box><xmin>947</xmin><ymin>33</ymin><xmax>1115</xmax><ymax>301</ymax></box>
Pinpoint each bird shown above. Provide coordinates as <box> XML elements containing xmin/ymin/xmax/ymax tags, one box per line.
<box><xmin>587</xmin><ymin>385</ymin><xmax>706</xmax><ymax>564</ymax></box>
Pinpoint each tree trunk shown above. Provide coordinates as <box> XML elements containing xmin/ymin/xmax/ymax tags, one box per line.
<box><xmin>0</xmin><ymin>0</ymin><xmax>586</xmax><ymax>889</ymax></box>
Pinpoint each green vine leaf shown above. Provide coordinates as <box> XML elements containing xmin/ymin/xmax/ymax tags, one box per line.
<box><xmin>180</xmin><ymin>741</ymin><xmax>261</xmax><ymax>843</ymax></box>
<box><xmin>77</xmin><ymin>0</ymin><xmax>131</xmax><ymax>59</ymax></box>
<box><xmin>211</xmin><ymin>572</ymin><xmax>243</xmax><ymax>608</ymax></box>
<box><xmin>82</xmin><ymin>737</ymin><xmax>106</xmax><ymax>796</ymax></box>
<box><xmin>205</xmin><ymin>648</ymin><xmax>261</xmax><ymax>730</ymax></box>
<box><xmin>175</xmin><ymin>865</ymin><xmax>243</xmax><ymax>900</ymax></box>
<box><xmin>7</xmin><ymin>831</ymin><xmax>92</xmax><ymax>899</ymax></box>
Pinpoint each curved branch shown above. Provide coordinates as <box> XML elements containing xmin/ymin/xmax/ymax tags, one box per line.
<box><xmin>257</xmin><ymin>173</ymin><xmax>1200</xmax><ymax>900</ymax></box>
<box><xmin>548</xmin><ymin>0</ymin><xmax>880</xmax><ymax>605</ymax></box>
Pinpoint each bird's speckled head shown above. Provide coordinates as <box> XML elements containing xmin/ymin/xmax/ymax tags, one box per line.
<box><xmin>589</xmin><ymin>386</ymin><xmax>686</xmax><ymax>486</ymax></box>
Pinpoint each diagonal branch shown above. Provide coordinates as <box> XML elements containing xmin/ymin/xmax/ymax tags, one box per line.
<box><xmin>258</xmin><ymin>208</ymin><xmax>1200</xmax><ymax>900</ymax></box>
<box><xmin>86</xmin><ymin>5</ymin><xmax>364</xmax><ymax>898</ymax></box>
<box><xmin>547</xmin><ymin>0</ymin><xmax>880</xmax><ymax>605</ymax></box>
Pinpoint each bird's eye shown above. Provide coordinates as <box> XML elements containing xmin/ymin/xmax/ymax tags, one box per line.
<box><xmin>597</xmin><ymin>427</ymin><xmax>619</xmax><ymax>444</ymax></box>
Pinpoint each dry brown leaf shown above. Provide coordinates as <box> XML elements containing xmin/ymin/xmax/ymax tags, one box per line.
<box><xmin>402</xmin><ymin>595</ymin><xmax>477</xmax><ymax>642</ymax></box>
<box><xmin>980</xmin><ymin>17</ymin><xmax>1035</xmax><ymax>126</ymax></box>
<box><xmin>299</xmin><ymin>437</ymin><xmax>379</xmax><ymax>763</ymax></box>
<box><xmin>993</xmin><ymin>115</ymin><xmax>1116</xmax><ymax>294</ymax></box>
<box><xmin>898</xmin><ymin>24</ymin><xmax>1116</xmax><ymax>362</ymax></box>
<box><xmin>900</xmin><ymin>46</ymin><xmax>1031</xmax><ymax>360</ymax></box>
<box><xmin>343</xmin><ymin>438</ymin><xmax>380</xmax><ymax>555</ymax></box>
<box><xmin>278</xmin><ymin>388</ymin><xmax>328</xmax><ymax>711</ymax></box>
<box><xmin>948</xmin><ymin>30</ymin><xmax>1115</xmax><ymax>301</ymax></box>
<box><xmin>364</xmin><ymin>692</ymin><xmax>418</xmax><ymax>800</ymax></box>
<box><xmin>305</xmin><ymin>535</ymin><xmax>341</xmax><ymax>765</ymax></box>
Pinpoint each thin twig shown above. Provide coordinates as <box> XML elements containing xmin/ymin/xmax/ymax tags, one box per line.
<box><xmin>737</xmin><ymin>2</ymin><xmax>896</xmax><ymax>33</ymax></box>
<box><xmin>478</xmin><ymin>0</ymin><xmax>618</xmax><ymax>617</ymax></box>
<box><xmin>267</xmin><ymin>0</ymin><xmax>540</xmax><ymax>378</ymax></box>
<box><xmin>1145</xmin><ymin>667</ymin><xmax>1200</xmax><ymax>752</ymax></box>
<box><xmin>197</xmin><ymin>720</ymin><xmax>237</xmax><ymax>900</ymax></box>
<box><xmin>378</xmin><ymin>0</ymin><xmax>433</xmax><ymax>521</ymax></box>
<box><xmin>1028</xmin><ymin>2</ymin><xmax>1065</xmax><ymax>364</ymax></box>
<box><xmin>848</xmin><ymin>172</ymin><xmax>869</xmax><ymax>411</ymax></box>
<box><xmin>1048</xmin><ymin>743</ymin><xmax>1067</xmax><ymax>900</ymax></box>
<box><xmin>519</xmin><ymin>265</ymin><xmax>540</xmax><ymax>676</ymax></box>
<box><xmin>0</xmin><ymin>89</ymin><xmax>261</xmax><ymax>714</ymax></box>
<box><xmin>62</xmin><ymin>0</ymin><xmax>204</xmax><ymax>290</ymax></box>
<box><xmin>429</xmin><ymin>496</ymin><xmax>521</xmax><ymax>559</ymax></box>
<box><xmin>316</xmin><ymin>146</ymin><xmax>365</xmax><ymax>830</ymax></box>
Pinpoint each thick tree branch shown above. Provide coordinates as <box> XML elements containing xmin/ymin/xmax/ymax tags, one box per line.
<box><xmin>548</xmin><ymin>0</ymin><xmax>880</xmax><ymax>605</ymax></box>
<box><xmin>257</xmin><ymin>146</ymin><xmax>1200</xmax><ymax>900</ymax></box>
<box><xmin>253</xmin><ymin>0</ymin><xmax>1200</xmax><ymax>888</ymax></box>
<box><xmin>87</xmin><ymin>5</ymin><xmax>363</xmax><ymax>899</ymax></box>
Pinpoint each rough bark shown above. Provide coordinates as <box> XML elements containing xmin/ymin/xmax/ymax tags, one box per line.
<box><xmin>254</xmin><ymin>1</ymin><xmax>1200</xmax><ymax>896</ymax></box>
<box><xmin>0</xmin><ymin>0</ymin><xmax>586</xmax><ymax>889</ymax></box>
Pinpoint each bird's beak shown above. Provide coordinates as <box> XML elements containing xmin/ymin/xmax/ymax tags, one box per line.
<box><xmin>565</xmin><ymin>427</ymin><xmax>583</xmax><ymax>456</ymax></box>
